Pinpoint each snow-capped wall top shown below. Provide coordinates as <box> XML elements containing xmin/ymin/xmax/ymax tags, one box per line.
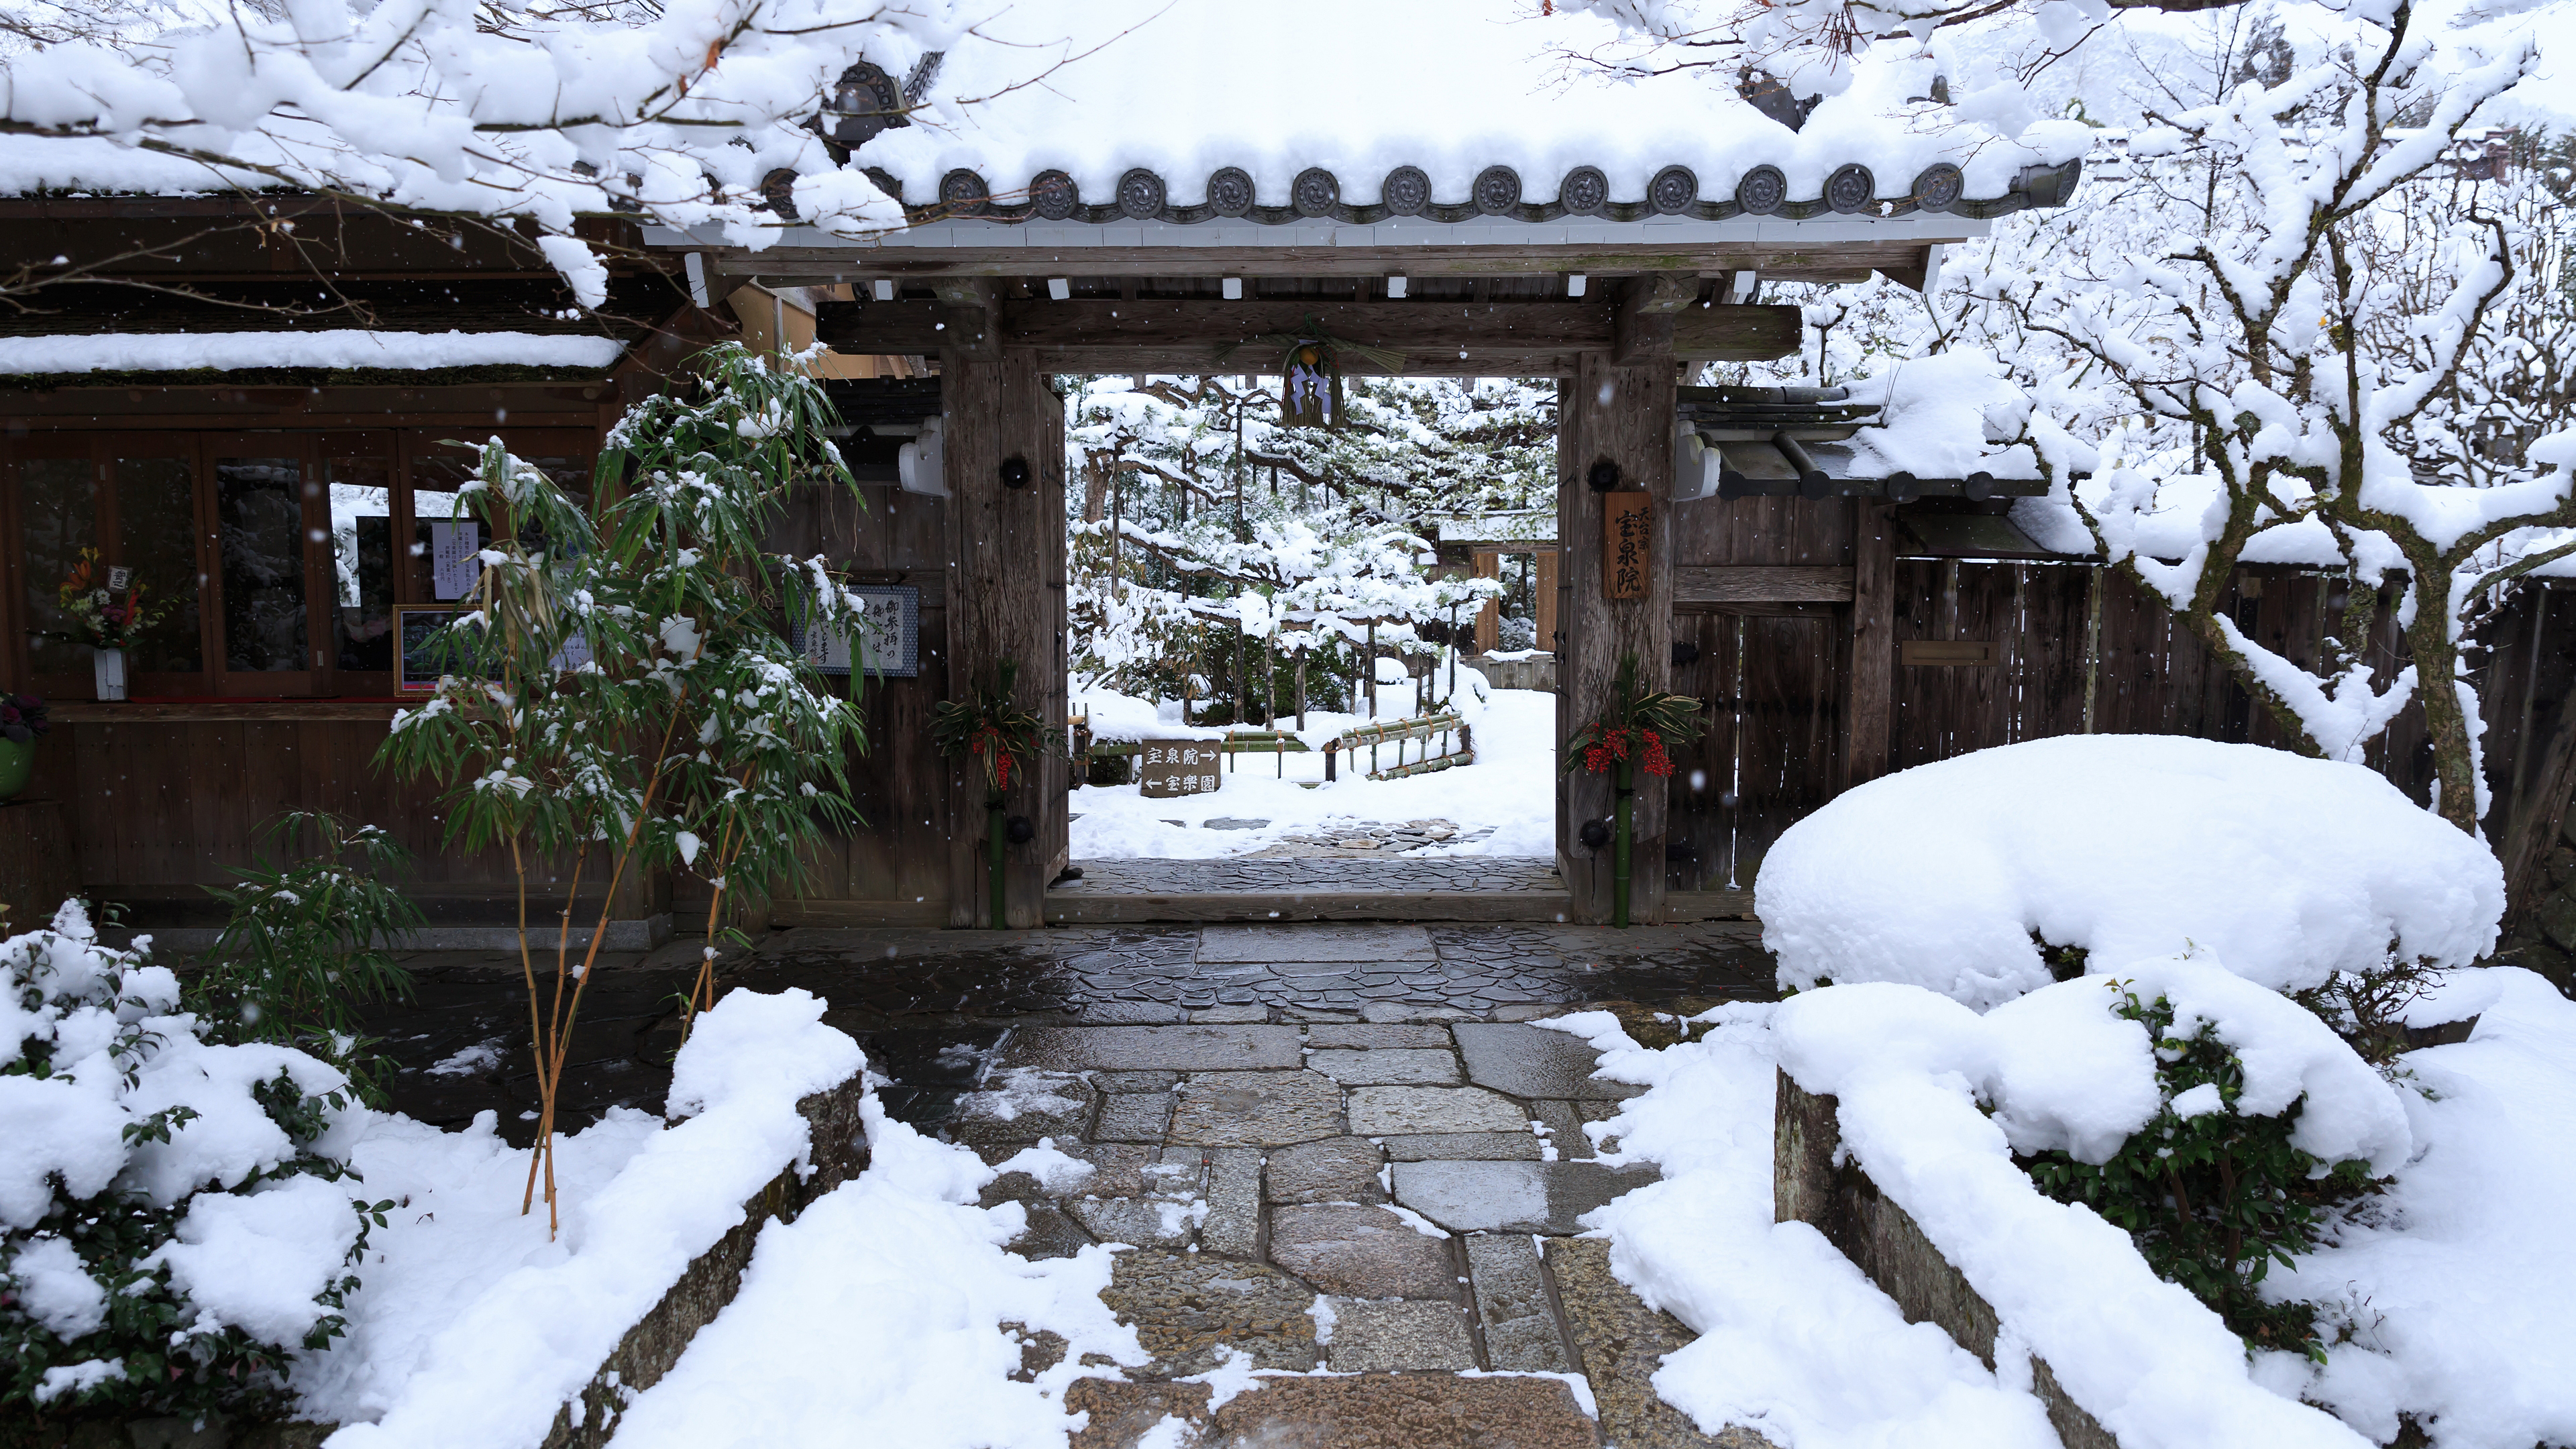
<box><xmin>839</xmin><ymin>0</ymin><xmax>2090</xmax><ymax>235</ymax></box>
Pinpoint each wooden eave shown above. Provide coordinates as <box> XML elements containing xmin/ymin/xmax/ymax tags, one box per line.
<box><xmin>704</xmin><ymin>238</ymin><xmax>1939</xmax><ymax>286</ymax></box>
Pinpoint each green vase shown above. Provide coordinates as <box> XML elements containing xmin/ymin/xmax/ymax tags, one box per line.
<box><xmin>0</xmin><ymin>738</ymin><xmax>33</xmax><ymax>801</ymax></box>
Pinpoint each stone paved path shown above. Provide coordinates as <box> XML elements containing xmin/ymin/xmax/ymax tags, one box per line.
<box><xmin>356</xmin><ymin>921</ymin><xmax>1772</xmax><ymax>1138</ymax></box>
<box><xmin>345</xmin><ymin>922</ymin><xmax>1782</xmax><ymax>1447</ymax></box>
<box><xmin>956</xmin><ymin>995</ymin><xmax>1774</xmax><ymax>1448</ymax></box>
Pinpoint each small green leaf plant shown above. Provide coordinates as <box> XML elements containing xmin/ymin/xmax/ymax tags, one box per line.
<box><xmin>376</xmin><ymin>343</ymin><xmax>877</xmax><ymax>1233</ymax></box>
<box><xmin>2</xmin><ymin>904</ymin><xmax>389</xmax><ymax>1428</ymax></box>
<box><xmin>195</xmin><ymin>812</ymin><xmax>423</xmax><ymax>1107</ymax></box>
<box><xmin>2020</xmin><ymin>988</ymin><xmax>2379</xmax><ymax>1360</ymax></box>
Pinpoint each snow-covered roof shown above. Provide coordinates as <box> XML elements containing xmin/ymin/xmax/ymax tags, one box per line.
<box><xmin>0</xmin><ymin>331</ymin><xmax>627</xmax><ymax>376</ymax></box>
<box><xmin>1434</xmin><ymin>511</ymin><xmax>1558</xmax><ymax>545</ymax></box>
<box><xmin>835</xmin><ymin>1</ymin><xmax>2086</xmax><ymax>238</ymax></box>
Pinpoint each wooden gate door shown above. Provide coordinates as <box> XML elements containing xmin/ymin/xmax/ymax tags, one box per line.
<box><xmin>1665</xmin><ymin>609</ymin><xmax>1845</xmax><ymax>898</ymax></box>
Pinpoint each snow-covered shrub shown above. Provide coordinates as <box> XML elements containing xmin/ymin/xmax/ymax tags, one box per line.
<box><xmin>1496</xmin><ymin>615</ymin><xmax>1537</xmax><ymax>651</ymax></box>
<box><xmin>2021</xmin><ymin>983</ymin><xmax>2381</xmax><ymax>1358</ymax></box>
<box><xmin>1765</xmin><ymin>957</ymin><xmax>2412</xmax><ymax>1446</ymax></box>
<box><xmin>2</xmin><ymin>903</ymin><xmax>378</xmax><ymax>1423</ymax></box>
<box><xmin>1758</xmin><ymin>736</ymin><xmax>2504</xmax><ymax>1010</ymax></box>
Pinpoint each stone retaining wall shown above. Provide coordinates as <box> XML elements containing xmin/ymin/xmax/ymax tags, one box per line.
<box><xmin>1773</xmin><ymin>1070</ymin><xmax>2116</xmax><ymax>1449</ymax></box>
<box><xmin>542</xmin><ymin>1077</ymin><xmax>873</xmax><ymax>1448</ymax></box>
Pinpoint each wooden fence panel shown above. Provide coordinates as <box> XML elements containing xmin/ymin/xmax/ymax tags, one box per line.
<box><xmin>1732</xmin><ymin>612</ymin><xmax>1843</xmax><ymax>888</ymax></box>
<box><xmin>1664</xmin><ymin>612</ymin><xmax>1737</xmax><ymax>892</ymax></box>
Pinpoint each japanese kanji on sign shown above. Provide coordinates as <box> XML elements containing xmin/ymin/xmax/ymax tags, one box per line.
<box><xmin>1603</xmin><ymin>492</ymin><xmax>1654</xmax><ymax>601</ymax></box>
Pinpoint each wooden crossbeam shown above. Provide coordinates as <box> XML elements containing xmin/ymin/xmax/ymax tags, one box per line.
<box><xmin>1672</xmin><ymin>566</ymin><xmax>1856</xmax><ymax>605</ymax></box>
<box><xmin>813</xmin><ymin>298</ymin><xmax>1799</xmax><ymax>372</ymax></box>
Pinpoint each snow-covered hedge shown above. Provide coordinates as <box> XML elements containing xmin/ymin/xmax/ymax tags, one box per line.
<box><xmin>1758</xmin><ymin>736</ymin><xmax>2504</xmax><ymax>1007</ymax></box>
<box><xmin>1561</xmin><ymin>962</ymin><xmax>2575</xmax><ymax>1448</ymax></box>
<box><xmin>2</xmin><ymin>904</ymin><xmax>373</xmax><ymax>1419</ymax></box>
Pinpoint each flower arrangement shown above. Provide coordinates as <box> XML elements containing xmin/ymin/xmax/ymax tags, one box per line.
<box><xmin>1565</xmin><ymin>655</ymin><xmax>1700</xmax><ymax>782</ymax></box>
<box><xmin>1564</xmin><ymin>653</ymin><xmax>1703</xmax><ymax>928</ymax></box>
<box><xmin>1</xmin><ymin>693</ymin><xmax>46</xmax><ymax>745</ymax></box>
<box><xmin>54</xmin><ymin>548</ymin><xmax>172</xmax><ymax>650</ymax></box>
<box><xmin>930</xmin><ymin>659</ymin><xmax>1056</xmax><ymax>798</ymax></box>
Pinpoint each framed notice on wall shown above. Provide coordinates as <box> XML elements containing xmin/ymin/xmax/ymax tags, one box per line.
<box><xmin>1603</xmin><ymin>492</ymin><xmax>1654</xmax><ymax>600</ymax></box>
<box><xmin>396</xmin><ymin>606</ymin><xmax>460</xmax><ymax>692</ymax></box>
<box><xmin>398</xmin><ymin>607</ymin><xmax>583</xmax><ymax>691</ymax></box>
<box><xmin>793</xmin><ymin>585</ymin><xmax>920</xmax><ymax>679</ymax></box>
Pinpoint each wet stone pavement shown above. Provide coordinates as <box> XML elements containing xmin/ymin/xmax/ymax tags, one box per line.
<box><xmin>352</xmin><ymin>921</ymin><xmax>1781</xmax><ymax>1448</ymax></box>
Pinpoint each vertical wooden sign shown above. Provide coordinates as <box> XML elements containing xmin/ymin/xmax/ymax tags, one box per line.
<box><xmin>1603</xmin><ymin>492</ymin><xmax>1654</xmax><ymax>600</ymax></box>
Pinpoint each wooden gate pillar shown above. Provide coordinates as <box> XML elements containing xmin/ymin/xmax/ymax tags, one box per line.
<box><xmin>942</xmin><ymin>329</ymin><xmax>1067</xmax><ymax>929</ymax></box>
<box><xmin>1558</xmin><ymin>347</ymin><xmax>1678</xmax><ymax>924</ymax></box>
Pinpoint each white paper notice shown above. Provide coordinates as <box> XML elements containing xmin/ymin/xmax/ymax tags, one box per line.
<box><xmin>429</xmin><ymin>521</ymin><xmax>480</xmax><ymax>600</ymax></box>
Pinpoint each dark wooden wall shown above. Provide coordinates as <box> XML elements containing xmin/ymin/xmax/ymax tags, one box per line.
<box><xmin>1663</xmin><ymin>510</ymin><xmax>2574</xmax><ymax>896</ymax></box>
<box><xmin>673</xmin><ymin>480</ymin><xmax>955</xmax><ymax>928</ymax></box>
<box><xmin>19</xmin><ymin>716</ymin><xmax>577</xmax><ymax>924</ymax></box>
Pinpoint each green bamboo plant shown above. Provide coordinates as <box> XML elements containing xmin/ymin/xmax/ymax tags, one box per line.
<box><xmin>376</xmin><ymin>345</ymin><xmax>875</xmax><ymax>1233</ymax></box>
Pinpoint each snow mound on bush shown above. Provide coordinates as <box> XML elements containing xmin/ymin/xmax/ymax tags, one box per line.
<box><xmin>1758</xmin><ymin>736</ymin><xmax>2502</xmax><ymax>1007</ymax></box>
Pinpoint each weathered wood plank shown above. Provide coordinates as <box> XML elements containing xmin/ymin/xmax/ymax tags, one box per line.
<box><xmin>1611</xmin><ymin>274</ymin><xmax>1694</xmax><ymax>365</ymax></box>
<box><xmin>1674</xmin><ymin>565</ymin><xmax>1855</xmax><ymax>605</ymax></box>
<box><xmin>1843</xmin><ymin>502</ymin><xmax>1895</xmax><ymax>790</ymax></box>
<box><xmin>47</xmin><ymin>700</ymin><xmax>403</xmax><ymax>722</ymax></box>
<box><xmin>818</xmin><ymin>297</ymin><xmax>1802</xmax><ymax>370</ymax></box>
<box><xmin>1735</xmin><ymin>613</ymin><xmax>1839</xmax><ymax>889</ymax></box>
<box><xmin>1663</xmin><ymin>612</ymin><xmax>1730</xmax><ymax>894</ymax></box>
<box><xmin>941</xmin><ymin>347</ymin><xmax>1006</xmax><ymax>927</ymax></box>
<box><xmin>1040</xmin><ymin>890</ymin><xmax>1576</xmax><ymax>925</ymax></box>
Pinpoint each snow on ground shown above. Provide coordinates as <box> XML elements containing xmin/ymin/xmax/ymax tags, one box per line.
<box><xmin>1068</xmin><ymin>682</ymin><xmax>1557</xmax><ymax>859</ymax></box>
<box><xmin>1757</xmin><ymin>736</ymin><xmax>2504</xmax><ymax>1007</ymax></box>
<box><xmin>2264</xmin><ymin>969</ymin><xmax>2576</xmax><ymax>1448</ymax></box>
<box><xmin>311</xmin><ymin>989</ymin><xmax>863</xmax><ymax>1447</ymax></box>
<box><xmin>1549</xmin><ymin>963</ymin><xmax>2576</xmax><ymax>1449</ymax></box>
<box><xmin>1544</xmin><ymin>1009</ymin><xmax>2067</xmax><ymax>1449</ymax></box>
<box><xmin>601</xmin><ymin>1116</ymin><xmax>1142</xmax><ymax>1447</ymax></box>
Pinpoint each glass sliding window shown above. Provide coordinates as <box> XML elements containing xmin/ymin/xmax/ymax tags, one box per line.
<box><xmin>17</xmin><ymin>455</ymin><xmax>96</xmax><ymax>677</ymax></box>
<box><xmin>327</xmin><ymin>455</ymin><xmax>396</xmax><ymax>673</ymax></box>
<box><xmin>214</xmin><ymin>454</ymin><xmax>309</xmax><ymax>673</ymax></box>
<box><xmin>113</xmin><ymin>456</ymin><xmax>204</xmax><ymax>675</ymax></box>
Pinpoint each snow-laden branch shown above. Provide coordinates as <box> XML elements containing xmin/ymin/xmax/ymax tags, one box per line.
<box><xmin>0</xmin><ymin>0</ymin><xmax>1100</xmax><ymax>300</ymax></box>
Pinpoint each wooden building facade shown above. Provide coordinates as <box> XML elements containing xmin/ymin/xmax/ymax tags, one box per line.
<box><xmin>11</xmin><ymin>153</ymin><xmax>2567</xmax><ymax>937</ymax></box>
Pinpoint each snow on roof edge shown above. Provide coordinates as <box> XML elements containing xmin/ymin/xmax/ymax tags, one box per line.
<box><xmin>0</xmin><ymin>331</ymin><xmax>629</xmax><ymax>376</ymax></box>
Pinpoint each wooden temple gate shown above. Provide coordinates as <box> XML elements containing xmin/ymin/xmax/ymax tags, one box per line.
<box><xmin>693</xmin><ymin>158</ymin><xmax>2063</xmax><ymax>925</ymax></box>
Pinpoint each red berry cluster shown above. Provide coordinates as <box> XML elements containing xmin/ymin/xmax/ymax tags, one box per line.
<box><xmin>1640</xmin><ymin>729</ymin><xmax>1673</xmax><ymax>777</ymax></box>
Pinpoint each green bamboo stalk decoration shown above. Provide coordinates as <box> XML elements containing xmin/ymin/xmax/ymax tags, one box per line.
<box><xmin>930</xmin><ymin>660</ymin><xmax>1058</xmax><ymax>931</ymax></box>
<box><xmin>987</xmin><ymin>797</ymin><xmax>1008</xmax><ymax>931</ymax></box>
<box><xmin>1566</xmin><ymin>653</ymin><xmax>1702</xmax><ymax>930</ymax></box>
